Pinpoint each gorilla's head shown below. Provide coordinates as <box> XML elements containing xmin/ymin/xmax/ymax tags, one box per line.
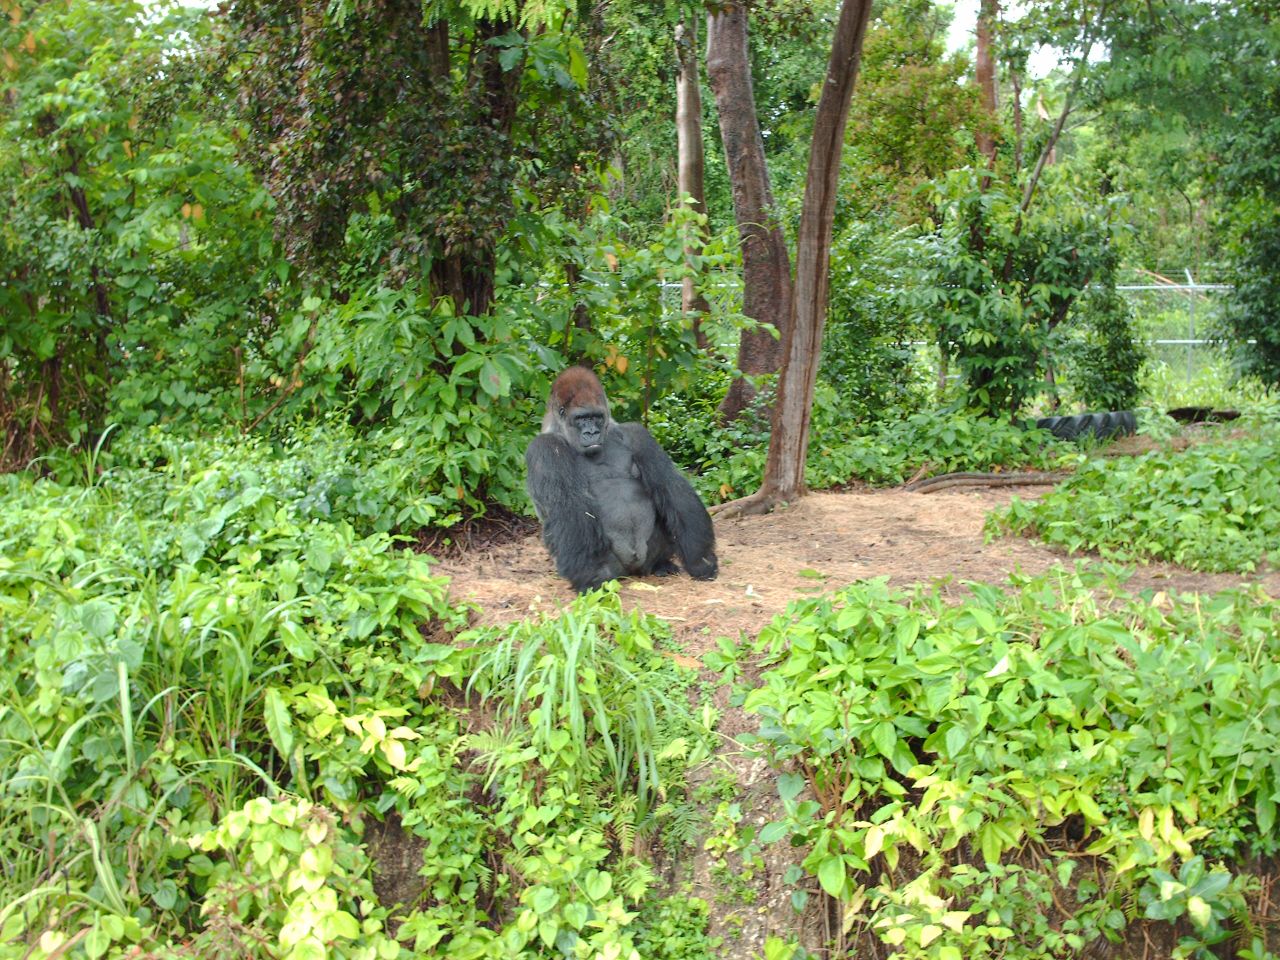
<box><xmin>543</xmin><ymin>366</ymin><xmax>613</xmax><ymax>457</ymax></box>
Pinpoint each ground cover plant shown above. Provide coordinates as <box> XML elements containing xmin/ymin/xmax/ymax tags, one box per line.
<box><xmin>6</xmin><ymin>0</ymin><xmax>1280</xmax><ymax>956</ymax></box>
<box><xmin>719</xmin><ymin>567</ymin><xmax>1280</xmax><ymax>959</ymax></box>
<box><xmin>653</xmin><ymin>395</ymin><xmax>1070</xmax><ymax>504</ymax></box>
<box><xmin>992</xmin><ymin>421</ymin><xmax>1280</xmax><ymax>572</ymax></box>
<box><xmin>0</xmin><ymin>437</ymin><xmax>717</xmax><ymax>960</ymax></box>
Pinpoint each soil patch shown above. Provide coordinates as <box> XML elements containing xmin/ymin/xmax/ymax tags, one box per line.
<box><xmin>433</xmin><ymin>485</ymin><xmax>1280</xmax><ymax>653</ymax></box>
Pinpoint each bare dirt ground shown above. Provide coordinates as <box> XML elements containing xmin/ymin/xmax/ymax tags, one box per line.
<box><xmin>435</xmin><ymin>483</ymin><xmax>1280</xmax><ymax>653</ymax></box>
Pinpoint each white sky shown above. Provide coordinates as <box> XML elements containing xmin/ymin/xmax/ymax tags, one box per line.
<box><xmin>944</xmin><ymin>0</ymin><xmax>1062</xmax><ymax>77</ymax></box>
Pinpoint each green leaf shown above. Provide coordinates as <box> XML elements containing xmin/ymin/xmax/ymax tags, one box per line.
<box><xmin>871</xmin><ymin>720</ymin><xmax>896</xmax><ymax>758</ymax></box>
<box><xmin>1075</xmin><ymin>791</ymin><xmax>1106</xmax><ymax>825</ymax></box>
<box><xmin>1186</xmin><ymin>895</ymin><xmax>1212</xmax><ymax>929</ymax></box>
<box><xmin>307</xmin><ymin>541</ymin><xmax>332</xmax><ymax>573</ymax></box>
<box><xmin>80</xmin><ymin>599</ymin><xmax>117</xmax><ymax>639</ymax></box>
<box><xmin>778</xmin><ymin>773</ymin><xmax>806</xmax><ymax>805</ymax></box>
<box><xmin>264</xmin><ymin>687</ymin><xmax>295</xmax><ymax>760</ymax></box>
<box><xmin>817</xmin><ymin>855</ymin><xmax>846</xmax><ymax>897</ymax></box>
<box><xmin>529</xmin><ymin>886</ymin><xmax>557</xmax><ymax>915</ymax></box>
<box><xmin>479</xmin><ymin>358</ymin><xmax>509</xmax><ymax>398</ymax></box>
<box><xmin>85</xmin><ymin>928</ymin><xmax>110</xmax><ymax>960</ymax></box>
<box><xmin>583</xmin><ymin>870</ymin><xmax>611</xmax><ymax>900</ymax></box>
<box><xmin>760</xmin><ymin>821</ymin><xmax>790</xmax><ymax>844</ymax></box>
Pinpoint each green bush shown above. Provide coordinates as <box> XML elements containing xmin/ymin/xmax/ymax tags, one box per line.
<box><xmin>668</xmin><ymin>398</ymin><xmax>1065</xmax><ymax>504</ymax></box>
<box><xmin>0</xmin><ymin>445</ymin><xmax>713</xmax><ymax>958</ymax></box>
<box><xmin>992</xmin><ymin>426</ymin><xmax>1280</xmax><ymax>571</ymax></box>
<box><xmin>731</xmin><ymin>568</ymin><xmax>1280</xmax><ymax>957</ymax></box>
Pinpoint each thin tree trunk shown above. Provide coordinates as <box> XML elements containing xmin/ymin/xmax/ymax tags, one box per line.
<box><xmin>427</xmin><ymin>17</ymin><xmax>522</xmax><ymax>317</ymax></box>
<box><xmin>1011</xmin><ymin>65</ymin><xmax>1024</xmax><ymax>171</ymax></box>
<box><xmin>675</xmin><ymin>18</ymin><xmax>711</xmax><ymax>350</ymax></box>
<box><xmin>714</xmin><ymin>0</ymin><xmax>873</xmax><ymax>518</ymax></box>
<box><xmin>705</xmin><ymin>2</ymin><xmax>792</xmax><ymax>422</ymax></box>
<box><xmin>975</xmin><ymin>0</ymin><xmax>999</xmax><ymax>183</ymax></box>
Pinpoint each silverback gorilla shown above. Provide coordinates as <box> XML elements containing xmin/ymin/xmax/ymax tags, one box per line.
<box><xmin>526</xmin><ymin>367</ymin><xmax>718</xmax><ymax>593</ymax></box>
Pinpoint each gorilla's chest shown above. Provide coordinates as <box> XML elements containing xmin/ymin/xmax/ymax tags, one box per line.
<box><xmin>587</xmin><ymin>442</ymin><xmax>656</xmax><ymax>566</ymax></box>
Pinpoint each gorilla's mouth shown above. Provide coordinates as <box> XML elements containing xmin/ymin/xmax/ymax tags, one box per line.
<box><xmin>583</xmin><ymin>442</ymin><xmax>603</xmax><ymax>455</ymax></box>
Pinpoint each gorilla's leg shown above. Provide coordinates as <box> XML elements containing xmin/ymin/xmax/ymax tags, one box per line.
<box><xmin>640</xmin><ymin>527</ymin><xmax>679</xmax><ymax>577</ymax></box>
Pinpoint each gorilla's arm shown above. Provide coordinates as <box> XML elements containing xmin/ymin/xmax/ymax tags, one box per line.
<box><xmin>525</xmin><ymin>433</ymin><xmax>616</xmax><ymax>592</ymax></box>
<box><xmin>618</xmin><ymin>424</ymin><xmax>718</xmax><ymax>580</ymax></box>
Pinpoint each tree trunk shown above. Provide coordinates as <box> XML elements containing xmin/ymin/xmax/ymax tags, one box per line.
<box><xmin>1011</xmin><ymin>65</ymin><xmax>1024</xmax><ymax>170</ymax></box>
<box><xmin>714</xmin><ymin>0</ymin><xmax>873</xmax><ymax>518</ymax></box>
<box><xmin>975</xmin><ymin>0</ymin><xmax>999</xmax><ymax>180</ymax></box>
<box><xmin>427</xmin><ymin>17</ymin><xmax>522</xmax><ymax>317</ymax></box>
<box><xmin>675</xmin><ymin>18</ymin><xmax>711</xmax><ymax>350</ymax></box>
<box><xmin>705</xmin><ymin>2</ymin><xmax>792</xmax><ymax>422</ymax></box>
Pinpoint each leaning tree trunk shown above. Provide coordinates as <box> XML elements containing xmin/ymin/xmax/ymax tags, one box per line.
<box><xmin>713</xmin><ymin>0</ymin><xmax>873</xmax><ymax>519</ymax></box>
<box><xmin>705</xmin><ymin>2</ymin><xmax>792</xmax><ymax>422</ymax></box>
<box><xmin>675</xmin><ymin>17</ymin><xmax>711</xmax><ymax>350</ymax></box>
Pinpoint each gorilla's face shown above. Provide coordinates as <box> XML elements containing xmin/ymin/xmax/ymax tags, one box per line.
<box><xmin>544</xmin><ymin>366</ymin><xmax>614</xmax><ymax>457</ymax></box>
<box><xmin>565</xmin><ymin>405</ymin><xmax>607</xmax><ymax>456</ymax></box>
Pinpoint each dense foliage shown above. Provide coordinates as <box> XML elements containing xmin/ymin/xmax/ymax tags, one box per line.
<box><xmin>4</xmin><ymin>0</ymin><xmax>1280</xmax><ymax>955</ymax></box>
<box><xmin>993</xmin><ymin>423</ymin><xmax>1280</xmax><ymax>571</ymax></box>
<box><xmin>725</xmin><ymin>568</ymin><xmax>1280</xmax><ymax>958</ymax></box>
<box><xmin>653</xmin><ymin>395</ymin><xmax>1067</xmax><ymax>503</ymax></box>
<box><xmin>0</xmin><ymin>438</ymin><xmax>715</xmax><ymax>958</ymax></box>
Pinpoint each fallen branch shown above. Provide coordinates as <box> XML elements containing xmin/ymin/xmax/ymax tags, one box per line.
<box><xmin>904</xmin><ymin>471</ymin><xmax>1068</xmax><ymax>494</ymax></box>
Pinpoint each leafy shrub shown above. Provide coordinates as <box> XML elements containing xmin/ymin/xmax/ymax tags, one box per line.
<box><xmin>187</xmin><ymin>796</ymin><xmax>399</xmax><ymax>960</ymax></box>
<box><xmin>908</xmin><ymin>169</ymin><xmax>1120</xmax><ymax>417</ymax></box>
<box><xmin>731</xmin><ymin>568</ymin><xmax>1280</xmax><ymax>957</ymax></box>
<box><xmin>0</xmin><ymin>464</ymin><xmax>465</xmax><ymax>953</ymax></box>
<box><xmin>0</xmin><ymin>452</ymin><xmax>711</xmax><ymax>959</ymax></box>
<box><xmin>1052</xmin><ymin>277</ymin><xmax>1145</xmax><ymax>411</ymax></box>
<box><xmin>659</xmin><ymin>396</ymin><xmax>1066</xmax><ymax>504</ymax></box>
<box><xmin>992</xmin><ymin>426</ymin><xmax>1280</xmax><ymax>571</ymax></box>
<box><xmin>822</xmin><ymin>221</ymin><xmax>928</xmax><ymax>423</ymax></box>
<box><xmin>806</xmin><ymin>401</ymin><xmax>1063</xmax><ymax>487</ymax></box>
<box><xmin>632</xmin><ymin>893</ymin><xmax>720</xmax><ymax>960</ymax></box>
<box><xmin>466</xmin><ymin>586</ymin><xmax>711</xmax><ymax>812</ymax></box>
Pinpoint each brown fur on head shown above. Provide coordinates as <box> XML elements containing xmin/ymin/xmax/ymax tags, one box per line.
<box><xmin>543</xmin><ymin>366</ymin><xmax>610</xmax><ymax>432</ymax></box>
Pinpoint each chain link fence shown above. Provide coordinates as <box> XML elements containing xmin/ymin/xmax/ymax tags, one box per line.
<box><xmin>1118</xmin><ymin>270</ymin><xmax>1235</xmax><ymax>386</ymax></box>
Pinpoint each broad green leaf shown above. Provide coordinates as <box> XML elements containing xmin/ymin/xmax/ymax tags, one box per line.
<box><xmin>817</xmin><ymin>855</ymin><xmax>845</xmax><ymax>897</ymax></box>
<box><xmin>264</xmin><ymin>688</ymin><xmax>295</xmax><ymax>760</ymax></box>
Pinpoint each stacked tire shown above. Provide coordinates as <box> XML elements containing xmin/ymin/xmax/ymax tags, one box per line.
<box><xmin>1034</xmin><ymin>410</ymin><xmax>1137</xmax><ymax>441</ymax></box>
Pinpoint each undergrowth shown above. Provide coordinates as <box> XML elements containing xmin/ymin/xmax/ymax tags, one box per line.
<box><xmin>719</xmin><ymin>566</ymin><xmax>1280</xmax><ymax>959</ymax></box>
<box><xmin>651</xmin><ymin>392</ymin><xmax>1066</xmax><ymax>503</ymax></box>
<box><xmin>0</xmin><ymin>437</ymin><xmax>716</xmax><ymax>959</ymax></box>
<box><xmin>991</xmin><ymin>423</ymin><xmax>1280</xmax><ymax>571</ymax></box>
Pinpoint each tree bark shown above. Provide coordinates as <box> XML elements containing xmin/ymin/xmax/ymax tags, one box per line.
<box><xmin>714</xmin><ymin>0</ymin><xmax>873</xmax><ymax>518</ymax></box>
<box><xmin>705</xmin><ymin>2</ymin><xmax>792</xmax><ymax>422</ymax></box>
<box><xmin>427</xmin><ymin>16</ymin><xmax>522</xmax><ymax>317</ymax></box>
<box><xmin>975</xmin><ymin>0</ymin><xmax>999</xmax><ymax>182</ymax></box>
<box><xmin>675</xmin><ymin>18</ymin><xmax>711</xmax><ymax>350</ymax></box>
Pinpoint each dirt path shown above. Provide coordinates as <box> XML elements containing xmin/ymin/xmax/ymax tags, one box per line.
<box><xmin>435</xmin><ymin>484</ymin><xmax>1280</xmax><ymax>651</ymax></box>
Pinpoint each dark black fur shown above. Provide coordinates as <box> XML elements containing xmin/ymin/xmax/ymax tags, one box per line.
<box><xmin>526</xmin><ymin>369</ymin><xmax>718</xmax><ymax>593</ymax></box>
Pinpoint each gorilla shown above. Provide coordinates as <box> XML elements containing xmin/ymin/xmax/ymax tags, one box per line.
<box><xmin>526</xmin><ymin>367</ymin><xmax>718</xmax><ymax>593</ymax></box>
